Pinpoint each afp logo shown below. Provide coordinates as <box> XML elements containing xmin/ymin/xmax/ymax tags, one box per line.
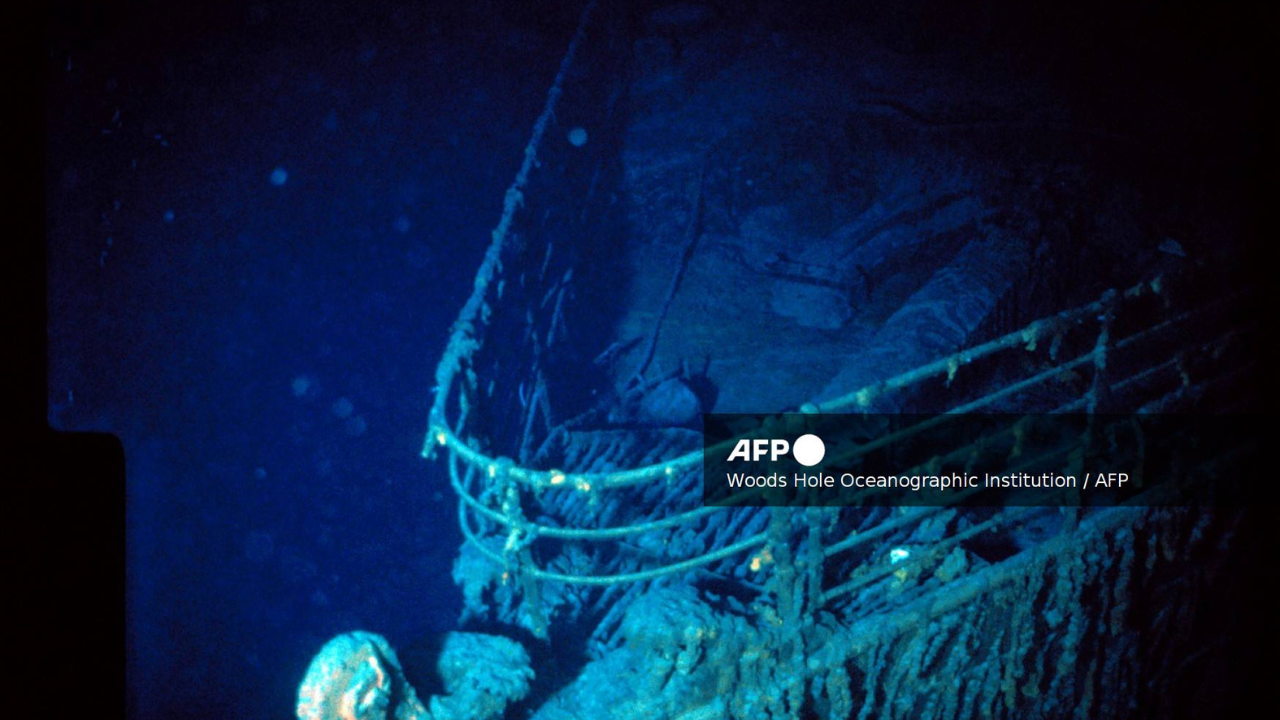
<box><xmin>726</xmin><ymin>433</ymin><xmax>826</xmax><ymax>467</ymax></box>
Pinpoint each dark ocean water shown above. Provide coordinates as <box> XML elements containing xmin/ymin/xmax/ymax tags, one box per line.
<box><xmin>45</xmin><ymin>2</ymin><xmax>576</xmax><ymax>716</ymax></box>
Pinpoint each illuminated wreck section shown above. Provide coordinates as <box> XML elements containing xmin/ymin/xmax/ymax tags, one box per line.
<box><xmin>301</xmin><ymin>3</ymin><xmax>1261</xmax><ymax>719</ymax></box>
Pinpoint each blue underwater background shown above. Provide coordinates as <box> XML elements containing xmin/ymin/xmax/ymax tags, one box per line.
<box><xmin>41</xmin><ymin>1</ymin><xmax>1269</xmax><ymax>718</ymax></box>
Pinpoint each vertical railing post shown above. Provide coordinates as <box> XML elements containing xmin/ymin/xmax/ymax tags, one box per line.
<box><xmin>804</xmin><ymin>507</ymin><xmax>827</xmax><ymax>617</ymax></box>
<box><xmin>1074</xmin><ymin>289</ymin><xmax>1118</xmax><ymax>521</ymax></box>
<box><xmin>766</xmin><ymin>506</ymin><xmax>798</xmax><ymax>624</ymax></box>
<box><xmin>1086</xmin><ymin>289</ymin><xmax>1118</xmax><ymax>417</ymax></box>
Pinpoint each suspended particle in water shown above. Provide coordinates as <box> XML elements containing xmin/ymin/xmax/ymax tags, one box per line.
<box><xmin>270</xmin><ymin>166</ymin><xmax>288</xmax><ymax>186</ymax></box>
<box><xmin>567</xmin><ymin>126</ymin><xmax>588</xmax><ymax>147</ymax></box>
<box><xmin>332</xmin><ymin>397</ymin><xmax>354</xmax><ymax>419</ymax></box>
<box><xmin>292</xmin><ymin>375</ymin><xmax>314</xmax><ymax>398</ymax></box>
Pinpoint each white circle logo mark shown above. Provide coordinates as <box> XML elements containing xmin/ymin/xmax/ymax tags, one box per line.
<box><xmin>792</xmin><ymin>434</ymin><xmax>826</xmax><ymax>467</ymax></box>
